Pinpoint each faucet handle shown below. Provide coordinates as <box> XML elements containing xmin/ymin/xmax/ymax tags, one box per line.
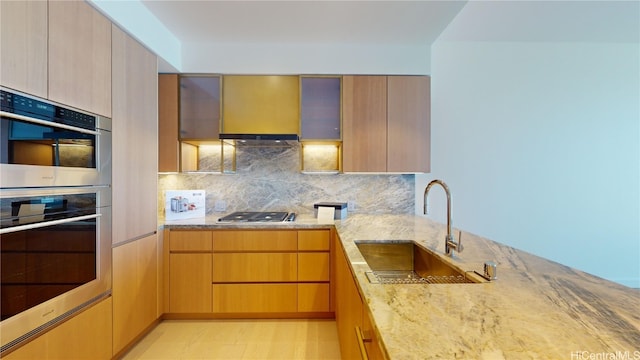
<box><xmin>457</xmin><ymin>230</ymin><xmax>463</xmax><ymax>252</ymax></box>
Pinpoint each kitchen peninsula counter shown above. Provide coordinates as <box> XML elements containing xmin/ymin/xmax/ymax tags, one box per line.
<box><xmin>163</xmin><ymin>214</ymin><xmax>640</xmax><ymax>359</ymax></box>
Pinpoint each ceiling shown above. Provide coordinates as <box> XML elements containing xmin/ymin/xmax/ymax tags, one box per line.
<box><xmin>140</xmin><ymin>1</ymin><xmax>467</xmax><ymax>46</ymax></box>
<box><xmin>102</xmin><ymin>1</ymin><xmax>638</xmax><ymax>73</ymax></box>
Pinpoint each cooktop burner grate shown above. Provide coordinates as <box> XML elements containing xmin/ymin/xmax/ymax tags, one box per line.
<box><xmin>218</xmin><ymin>211</ymin><xmax>294</xmax><ymax>222</ymax></box>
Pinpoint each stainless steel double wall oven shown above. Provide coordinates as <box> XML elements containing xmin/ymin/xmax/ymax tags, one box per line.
<box><xmin>0</xmin><ymin>88</ymin><xmax>112</xmax><ymax>352</ymax></box>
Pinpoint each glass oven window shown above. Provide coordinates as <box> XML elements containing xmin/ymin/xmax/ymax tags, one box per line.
<box><xmin>0</xmin><ymin>117</ymin><xmax>96</xmax><ymax>168</ymax></box>
<box><xmin>0</xmin><ymin>193</ymin><xmax>98</xmax><ymax>320</ymax></box>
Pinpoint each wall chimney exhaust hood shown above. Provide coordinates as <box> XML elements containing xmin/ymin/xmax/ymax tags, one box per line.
<box><xmin>219</xmin><ymin>133</ymin><xmax>299</xmax><ymax>146</ymax></box>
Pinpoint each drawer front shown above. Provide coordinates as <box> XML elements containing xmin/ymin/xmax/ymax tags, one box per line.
<box><xmin>212</xmin><ymin>283</ymin><xmax>297</xmax><ymax>313</ymax></box>
<box><xmin>298</xmin><ymin>230</ymin><xmax>330</xmax><ymax>251</ymax></box>
<box><xmin>212</xmin><ymin>253</ymin><xmax>297</xmax><ymax>282</ymax></box>
<box><xmin>298</xmin><ymin>253</ymin><xmax>330</xmax><ymax>281</ymax></box>
<box><xmin>213</xmin><ymin>230</ymin><xmax>297</xmax><ymax>251</ymax></box>
<box><xmin>169</xmin><ymin>230</ymin><xmax>213</xmax><ymax>252</ymax></box>
<box><xmin>298</xmin><ymin>283</ymin><xmax>330</xmax><ymax>312</ymax></box>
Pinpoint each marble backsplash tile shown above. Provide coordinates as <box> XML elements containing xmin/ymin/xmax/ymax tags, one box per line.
<box><xmin>158</xmin><ymin>145</ymin><xmax>415</xmax><ymax>217</ymax></box>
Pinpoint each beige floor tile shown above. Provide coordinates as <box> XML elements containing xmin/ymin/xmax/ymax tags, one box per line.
<box><xmin>120</xmin><ymin>319</ymin><xmax>341</xmax><ymax>360</ymax></box>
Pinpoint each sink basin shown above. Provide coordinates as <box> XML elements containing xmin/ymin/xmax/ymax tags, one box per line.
<box><xmin>354</xmin><ymin>241</ymin><xmax>483</xmax><ymax>284</ymax></box>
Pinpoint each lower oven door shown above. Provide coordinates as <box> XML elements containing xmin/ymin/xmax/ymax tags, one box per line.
<box><xmin>0</xmin><ymin>185</ymin><xmax>111</xmax><ymax>352</ymax></box>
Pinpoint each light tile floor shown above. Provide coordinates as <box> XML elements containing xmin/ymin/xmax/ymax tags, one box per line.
<box><xmin>120</xmin><ymin>319</ymin><xmax>342</xmax><ymax>360</ymax></box>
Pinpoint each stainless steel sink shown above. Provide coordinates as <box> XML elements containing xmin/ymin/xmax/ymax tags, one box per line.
<box><xmin>355</xmin><ymin>241</ymin><xmax>483</xmax><ymax>284</ymax></box>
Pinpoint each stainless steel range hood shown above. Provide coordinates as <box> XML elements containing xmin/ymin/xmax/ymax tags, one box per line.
<box><xmin>219</xmin><ymin>133</ymin><xmax>299</xmax><ymax>147</ymax></box>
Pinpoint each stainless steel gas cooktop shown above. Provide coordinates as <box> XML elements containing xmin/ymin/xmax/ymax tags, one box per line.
<box><xmin>218</xmin><ymin>211</ymin><xmax>296</xmax><ymax>223</ymax></box>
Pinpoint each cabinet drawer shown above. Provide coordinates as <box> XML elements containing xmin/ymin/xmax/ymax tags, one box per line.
<box><xmin>298</xmin><ymin>230</ymin><xmax>330</xmax><ymax>251</ymax></box>
<box><xmin>169</xmin><ymin>230</ymin><xmax>212</xmax><ymax>252</ymax></box>
<box><xmin>298</xmin><ymin>253</ymin><xmax>330</xmax><ymax>281</ymax></box>
<box><xmin>213</xmin><ymin>230</ymin><xmax>297</xmax><ymax>251</ymax></box>
<box><xmin>212</xmin><ymin>253</ymin><xmax>297</xmax><ymax>282</ymax></box>
<box><xmin>298</xmin><ymin>283</ymin><xmax>330</xmax><ymax>312</ymax></box>
<box><xmin>212</xmin><ymin>284</ymin><xmax>297</xmax><ymax>313</ymax></box>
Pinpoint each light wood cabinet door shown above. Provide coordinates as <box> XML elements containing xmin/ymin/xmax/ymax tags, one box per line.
<box><xmin>298</xmin><ymin>283</ymin><xmax>330</xmax><ymax>312</ymax></box>
<box><xmin>342</xmin><ymin>76</ymin><xmax>388</xmax><ymax>172</ymax></box>
<box><xmin>112</xmin><ymin>234</ymin><xmax>158</xmax><ymax>354</ymax></box>
<box><xmin>212</xmin><ymin>284</ymin><xmax>297</xmax><ymax>313</ymax></box>
<box><xmin>335</xmin><ymin>235</ymin><xmax>364</xmax><ymax>360</ymax></box>
<box><xmin>48</xmin><ymin>1</ymin><xmax>111</xmax><ymax>117</ymax></box>
<box><xmin>0</xmin><ymin>0</ymin><xmax>47</xmax><ymax>98</ymax></box>
<box><xmin>158</xmin><ymin>74</ymin><xmax>180</xmax><ymax>172</ymax></box>
<box><xmin>387</xmin><ymin>76</ymin><xmax>430</xmax><ymax>173</ymax></box>
<box><xmin>212</xmin><ymin>253</ymin><xmax>297</xmax><ymax>282</ymax></box>
<box><xmin>169</xmin><ymin>253</ymin><xmax>212</xmax><ymax>313</ymax></box>
<box><xmin>3</xmin><ymin>298</ymin><xmax>112</xmax><ymax>360</ymax></box>
<box><xmin>363</xmin><ymin>308</ymin><xmax>385</xmax><ymax>360</ymax></box>
<box><xmin>222</xmin><ymin>75</ymin><xmax>299</xmax><ymax>134</ymax></box>
<box><xmin>111</xmin><ymin>25</ymin><xmax>158</xmax><ymax>245</ymax></box>
<box><xmin>213</xmin><ymin>230</ymin><xmax>297</xmax><ymax>251</ymax></box>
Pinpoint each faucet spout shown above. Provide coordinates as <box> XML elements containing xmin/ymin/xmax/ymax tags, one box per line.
<box><xmin>423</xmin><ymin>179</ymin><xmax>462</xmax><ymax>256</ymax></box>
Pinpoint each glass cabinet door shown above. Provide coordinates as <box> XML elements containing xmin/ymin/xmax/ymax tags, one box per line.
<box><xmin>300</xmin><ymin>77</ymin><xmax>341</xmax><ymax>140</ymax></box>
<box><xmin>179</xmin><ymin>76</ymin><xmax>221</xmax><ymax>140</ymax></box>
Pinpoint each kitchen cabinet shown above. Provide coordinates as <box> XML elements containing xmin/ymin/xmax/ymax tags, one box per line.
<box><xmin>164</xmin><ymin>228</ymin><xmax>332</xmax><ymax>316</ymax></box>
<box><xmin>166</xmin><ymin>230</ymin><xmax>213</xmax><ymax>313</ymax></box>
<box><xmin>158</xmin><ymin>74</ymin><xmax>232</xmax><ymax>173</ymax></box>
<box><xmin>300</xmin><ymin>76</ymin><xmax>341</xmax><ymax>140</ymax></box>
<box><xmin>222</xmin><ymin>75</ymin><xmax>299</xmax><ymax>135</ymax></box>
<box><xmin>111</xmin><ymin>24</ymin><xmax>158</xmax><ymax>245</ymax></box>
<box><xmin>342</xmin><ymin>75</ymin><xmax>430</xmax><ymax>173</ymax></box>
<box><xmin>386</xmin><ymin>76</ymin><xmax>430</xmax><ymax>173</ymax></box>
<box><xmin>2</xmin><ymin>298</ymin><xmax>112</xmax><ymax>360</ymax></box>
<box><xmin>158</xmin><ymin>74</ymin><xmax>180</xmax><ymax>172</ymax></box>
<box><xmin>48</xmin><ymin>0</ymin><xmax>112</xmax><ymax>117</ymax></box>
<box><xmin>112</xmin><ymin>233</ymin><xmax>158</xmax><ymax>356</ymax></box>
<box><xmin>0</xmin><ymin>0</ymin><xmax>47</xmax><ymax>98</ymax></box>
<box><xmin>342</xmin><ymin>76</ymin><xmax>388</xmax><ymax>172</ymax></box>
<box><xmin>180</xmin><ymin>75</ymin><xmax>221</xmax><ymax>140</ymax></box>
<box><xmin>335</xmin><ymin>234</ymin><xmax>384</xmax><ymax>359</ymax></box>
<box><xmin>111</xmin><ymin>25</ymin><xmax>159</xmax><ymax>355</ymax></box>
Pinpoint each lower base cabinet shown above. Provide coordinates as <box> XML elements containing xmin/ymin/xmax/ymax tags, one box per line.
<box><xmin>335</xmin><ymin>234</ymin><xmax>385</xmax><ymax>360</ymax></box>
<box><xmin>164</xmin><ymin>229</ymin><xmax>332</xmax><ymax>316</ymax></box>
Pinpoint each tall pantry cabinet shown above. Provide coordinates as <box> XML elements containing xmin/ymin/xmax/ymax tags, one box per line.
<box><xmin>111</xmin><ymin>25</ymin><xmax>160</xmax><ymax>357</ymax></box>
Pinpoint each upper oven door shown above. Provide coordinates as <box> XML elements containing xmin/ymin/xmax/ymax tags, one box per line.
<box><xmin>0</xmin><ymin>88</ymin><xmax>111</xmax><ymax>188</ymax></box>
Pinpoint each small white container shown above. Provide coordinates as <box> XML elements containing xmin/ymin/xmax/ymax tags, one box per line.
<box><xmin>314</xmin><ymin>202</ymin><xmax>348</xmax><ymax>220</ymax></box>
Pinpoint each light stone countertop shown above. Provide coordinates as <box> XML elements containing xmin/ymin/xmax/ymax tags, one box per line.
<box><xmin>163</xmin><ymin>213</ymin><xmax>640</xmax><ymax>359</ymax></box>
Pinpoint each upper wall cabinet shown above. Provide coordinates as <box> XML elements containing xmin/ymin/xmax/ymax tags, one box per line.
<box><xmin>342</xmin><ymin>75</ymin><xmax>430</xmax><ymax>173</ymax></box>
<box><xmin>48</xmin><ymin>1</ymin><xmax>112</xmax><ymax>117</ymax></box>
<box><xmin>222</xmin><ymin>75</ymin><xmax>299</xmax><ymax>135</ymax></box>
<box><xmin>180</xmin><ymin>76</ymin><xmax>221</xmax><ymax>140</ymax></box>
<box><xmin>342</xmin><ymin>76</ymin><xmax>388</xmax><ymax>172</ymax></box>
<box><xmin>0</xmin><ymin>0</ymin><xmax>48</xmax><ymax>98</ymax></box>
<box><xmin>159</xmin><ymin>74</ymin><xmax>180</xmax><ymax>173</ymax></box>
<box><xmin>386</xmin><ymin>76</ymin><xmax>430</xmax><ymax>173</ymax></box>
<box><xmin>300</xmin><ymin>77</ymin><xmax>341</xmax><ymax>140</ymax></box>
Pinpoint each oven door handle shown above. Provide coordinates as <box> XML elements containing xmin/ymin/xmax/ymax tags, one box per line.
<box><xmin>0</xmin><ymin>214</ymin><xmax>101</xmax><ymax>235</ymax></box>
<box><xmin>0</xmin><ymin>110</ymin><xmax>99</xmax><ymax>136</ymax></box>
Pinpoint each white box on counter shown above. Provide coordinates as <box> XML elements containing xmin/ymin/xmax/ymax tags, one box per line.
<box><xmin>313</xmin><ymin>202</ymin><xmax>348</xmax><ymax>220</ymax></box>
<box><xmin>165</xmin><ymin>190</ymin><xmax>206</xmax><ymax>220</ymax></box>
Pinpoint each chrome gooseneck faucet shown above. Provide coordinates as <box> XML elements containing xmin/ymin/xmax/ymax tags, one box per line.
<box><xmin>424</xmin><ymin>179</ymin><xmax>463</xmax><ymax>256</ymax></box>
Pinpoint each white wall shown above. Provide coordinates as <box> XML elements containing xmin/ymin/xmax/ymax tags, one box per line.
<box><xmin>419</xmin><ymin>40</ymin><xmax>639</xmax><ymax>288</ymax></box>
<box><xmin>181</xmin><ymin>42</ymin><xmax>430</xmax><ymax>75</ymax></box>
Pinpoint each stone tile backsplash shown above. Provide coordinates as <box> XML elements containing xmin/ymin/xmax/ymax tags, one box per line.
<box><xmin>158</xmin><ymin>145</ymin><xmax>414</xmax><ymax>217</ymax></box>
